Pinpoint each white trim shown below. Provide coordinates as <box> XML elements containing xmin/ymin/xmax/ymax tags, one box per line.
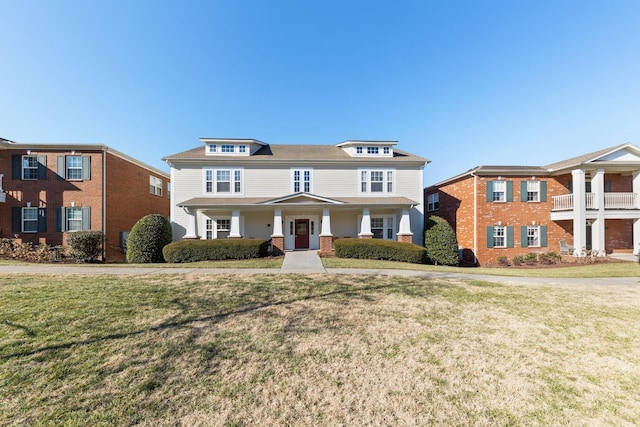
<box><xmin>203</xmin><ymin>166</ymin><xmax>244</xmax><ymax>196</ymax></box>
<box><xmin>291</xmin><ymin>167</ymin><xmax>313</xmax><ymax>193</ymax></box>
<box><xmin>358</xmin><ymin>168</ymin><xmax>395</xmax><ymax>195</ymax></box>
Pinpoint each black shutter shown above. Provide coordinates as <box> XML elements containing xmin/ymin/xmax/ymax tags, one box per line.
<box><xmin>82</xmin><ymin>156</ymin><xmax>91</xmax><ymax>180</ymax></box>
<box><xmin>57</xmin><ymin>156</ymin><xmax>66</xmax><ymax>180</ymax></box>
<box><xmin>12</xmin><ymin>155</ymin><xmax>21</xmax><ymax>179</ymax></box>
<box><xmin>12</xmin><ymin>207</ymin><xmax>22</xmax><ymax>232</ymax></box>
<box><xmin>37</xmin><ymin>208</ymin><xmax>46</xmax><ymax>232</ymax></box>
<box><xmin>37</xmin><ymin>156</ymin><xmax>47</xmax><ymax>180</ymax></box>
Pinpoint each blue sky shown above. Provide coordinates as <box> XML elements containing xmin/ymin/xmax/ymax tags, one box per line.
<box><xmin>2</xmin><ymin>0</ymin><xmax>640</xmax><ymax>185</ymax></box>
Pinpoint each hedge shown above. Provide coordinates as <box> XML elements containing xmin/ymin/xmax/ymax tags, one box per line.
<box><xmin>67</xmin><ymin>230</ymin><xmax>103</xmax><ymax>263</ymax></box>
<box><xmin>333</xmin><ymin>238</ymin><xmax>428</xmax><ymax>264</ymax></box>
<box><xmin>163</xmin><ymin>239</ymin><xmax>269</xmax><ymax>263</ymax></box>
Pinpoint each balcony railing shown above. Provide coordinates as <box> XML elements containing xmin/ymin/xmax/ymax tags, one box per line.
<box><xmin>553</xmin><ymin>192</ymin><xmax>638</xmax><ymax>211</ymax></box>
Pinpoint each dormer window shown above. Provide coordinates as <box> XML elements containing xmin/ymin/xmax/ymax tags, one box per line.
<box><xmin>208</xmin><ymin>144</ymin><xmax>217</xmax><ymax>153</ymax></box>
<box><xmin>239</xmin><ymin>145</ymin><xmax>246</xmax><ymax>153</ymax></box>
<box><xmin>356</xmin><ymin>147</ymin><xmax>363</xmax><ymax>154</ymax></box>
<box><xmin>367</xmin><ymin>147</ymin><xmax>379</xmax><ymax>155</ymax></box>
<box><xmin>383</xmin><ymin>147</ymin><xmax>390</xmax><ymax>155</ymax></box>
<box><xmin>221</xmin><ymin>144</ymin><xmax>234</xmax><ymax>153</ymax></box>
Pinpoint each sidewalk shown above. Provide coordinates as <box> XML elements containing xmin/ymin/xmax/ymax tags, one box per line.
<box><xmin>280</xmin><ymin>250</ymin><xmax>326</xmax><ymax>273</ymax></box>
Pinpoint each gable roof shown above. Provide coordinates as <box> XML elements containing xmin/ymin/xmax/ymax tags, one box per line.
<box><xmin>544</xmin><ymin>143</ymin><xmax>640</xmax><ymax>171</ymax></box>
<box><xmin>164</xmin><ymin>142</ymin><xmax>429</xmax><ymax>164</ymax></box>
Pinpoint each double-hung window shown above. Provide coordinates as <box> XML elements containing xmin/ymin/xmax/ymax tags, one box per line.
<box><xmin>292</xmin><ymin>169</ymin><xmax>312</xmax><ymax>193</ymax></box>
<box><xmin>526</xmin><ymin>181</ymin><xmax>539</xmax><ymax>202</ymax></box>
<box><xmin>493</xmin><ymin>225</ymin><xmax>506</xmax><ymax>248</ymax></box>
<box><xmin>22</xmin><ymin>207</ymin><xmax>39</xmax><ymax>232</ymax></box>
<box><xmin>427</xmin><ymin>193</ymin><xmax>439</xmax><ymax>211</ymax></box>
<box><xmin>371</xmin><ymin>216</ymin><xmax>395</xmax><ymax>240</ymax></box>
<box><xmin>56</xmin><ymin>155</ymin><xmax>90</xmax><ymax>180</ymax></box>
<box><xmin>492</xmin><ymin>180</ymin><xmax>506</xmax><ymax>202</ymax></box>
<box><xmin>204</xmin><ymin>168</ymin><xmax>243</xmax><ymax>195</ymax></box>
<box><xmin>22</xmin><ymin>156</ymin><xmax>39</xmax><ymax>180</ymax></box>
<box><xmin>57</xmin><ymin>207</ymin><xmax>91</xmax><ymax>232</ymax></box>
<box><xmin>359</xmin><ymin>169</ymin><xmax>394</xmax><ymax>194</ymax></box>
<box><xmin>527</xmin><ymin>225</ymin><xmax>539</xmax><ymax>247</ymax></box>
<box><xmin>66</xmin><ymin>207</ymin><xmax>84</xmax><ymax>231</ymax></box>
<box><xmin>150</xmin><ymin>176</ymin><xmax>163</xmax><ymax>196</ymax></box>
<box><xmin>521</xmin><ymin>225</ymin><xmax>547</xmax><ymax>248</ymax></box>
<box><xmin>205</xmin><ymin>218</ymin><xmax>230</xmax><ymax>239</ymax></box>
<box><xmin>66</xmin><ymin>156</ymin><xmax>83</xmax><ymax>180</ymax></box>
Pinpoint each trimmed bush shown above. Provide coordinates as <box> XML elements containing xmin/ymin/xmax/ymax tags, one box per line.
<box><xmin>333</xmin><ymin>238</ymin><xmax>427</xmax><ymax>264</ymax></box>
<box><xmin>163</xmin><ymin>239</ymin><xmax>269</xmax><ymax>263</ymax></box>
<box><xmin>424</xmin><ymin>216</ymin><xmax>459</xmax><ymax>266</ymax></box>
<box><xmin>126</xmin><ymin>214</ymin><xmax>173</xmax><ymax>263</ymax></box>
<box><xmin>67</xmin><ymin>231</ymin><xmax>103</xmax><ymax>263</ymax></box>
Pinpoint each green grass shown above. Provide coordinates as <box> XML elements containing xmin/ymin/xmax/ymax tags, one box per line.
<box><xmin>1</xmin><ymin>273</ymin><xmax>639</xmax><ymax>425</ymax></box>
<box><xmin>322</xmin><ymin>256</ymin><xmax>640</xmax><ymax>277</ymax></box>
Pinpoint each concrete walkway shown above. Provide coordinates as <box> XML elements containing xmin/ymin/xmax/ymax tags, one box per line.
<box><xmin>280</xmin><ymin>250</ymin><xmax>326</xmax><ymax>273</ymax></box>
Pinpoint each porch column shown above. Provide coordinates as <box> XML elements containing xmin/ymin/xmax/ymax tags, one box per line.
<box><xmin>229</xmin><ymin>210</ymin><xmax>241</xmax><ymax>238</ymax></box>
<box><xmin>633</xmin><ymin>171</ymin><xmax>640</xmax><ymax>209</ymax></box>
<box><xmin>271</xmin><ymin>209</ymin><xmax>284</xmax><ymax>255</ymax></box>
<box><xmin>397</xmin><ymin>208</ymin><xmax>414</xmax><ymax>244</ymax></box>
<box><xmin>183</xmin><ymin>208</ymin><xmax>199</xmax><ymax>239</ymax></box>
<box><xmin>591</xmin><ymin>169</ymin><xmax>606</xmax><ymax>256</ymax></box>
<box><xmin>319</xmin><ymin>208</ymin><xmax>333</xmax><ymax>253</ymax></box>
<box><xmin>572</xmin><ymin>169</ymin><xmax>587</xmax><ymax>256</ymax></box>
<box><xmin>359</xmin><ymin>208</ymin><xmax>373</xmax><ymax>238</ymax></box>
<box><xmin>634</xmin><ymin>219</ymin><xmax>640</xmax><ymax>256</ymax></box>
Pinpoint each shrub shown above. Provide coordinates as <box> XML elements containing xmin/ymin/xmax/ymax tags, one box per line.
<box><xmin>524</xmin><ymin>252</ymin><xmax>538</xmax><ymax>265</ymax></box>
<box><xmin>424</xmin><ymin>216</ymin><xmax>459</xmax><ymax>266</ymax></box>
<box><xmin>512</xmin><ymin>255</ymin><xmax>525</xmax><ymax>266</ymax></box>
<box><xmin>539</xmin><ymin>251</ymin><xmax>562</xmax><ymax>265</ymax></box>
<box><xmin>333</xmin><ymin>238</ymin><xmax>427</xmax><ymax>264</ymax></box>
<box><xmin>126</xmin><ymin>214</ymin><xmax>173</xmax><ymax>263</ymax></box>
<box><xmin>163</xmin><ymin>239</ymin><xmax>269</xmax><ymax>263</ymax></box>
<box><xmin>67</xmin><ymin>231</ymin><xmax>104</xmax><ymax>263</ymax></box>
<box><xmin>497</xmin><ymin>255</ymin><xmax>509</xmax><ymax>266</ymax></box>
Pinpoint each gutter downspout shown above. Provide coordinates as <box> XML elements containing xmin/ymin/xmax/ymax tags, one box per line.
<box><xmin>102</xmin><ymin>148</ymin><xmax>107</xmax><ymax>261</ymax></box>
<box><xmin>472</xmin><ymin>172</ymin><xmax>478</xmax><ymax>265</ymax></box>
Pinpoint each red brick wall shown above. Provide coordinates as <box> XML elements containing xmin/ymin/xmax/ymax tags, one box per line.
<box><xmin>605</xmin><ymin>219</ymin><xmax>633</xmax><ymax>253</ymax></box>
<box><xmin>0</xmin><ymin>149</ymin><xmax>104</xmax><ymax>247</ymax></box>
<box><xmin>105</xmin><ymin>153</ymin><xmax>170</xmax><ymax>261</ymax></box>
<box><xmin>0</xmin><ymin>148</ymin><xmax>170</xmax><ymax>262</ymax></box>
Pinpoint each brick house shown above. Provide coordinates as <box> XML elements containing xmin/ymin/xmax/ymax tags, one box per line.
<box><xmin>424</xmin><ymin>143</ymin><xmax>640</xmax><ymax>265</ymax></box>
<box><xmin>163</xmin><ymin>138</ymin><xmax>428</xmax><ymax>253</ymax></box>
<box><xmin>0</xmin><ymin>138</ymin><xmax>170</xmax><ymax>261</ymax></box>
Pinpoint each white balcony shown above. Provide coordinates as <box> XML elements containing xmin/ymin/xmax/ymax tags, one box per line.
<box><xmin>553</xmin><ymin>192</ymin><xmax>638</xmax><ymax>211</ymax></box>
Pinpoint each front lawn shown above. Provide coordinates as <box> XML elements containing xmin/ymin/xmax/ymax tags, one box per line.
<box><xmin>1</xmin><ymin>274</ymin><xmax>639</xmax><ymax>425</ymax></box>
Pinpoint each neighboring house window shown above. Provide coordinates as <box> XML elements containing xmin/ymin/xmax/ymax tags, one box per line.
<box><xmin>56</xmin><ymin>155</ymin><xmax>91</xmax><ymax>180</ymax></box>
<box><xmin>221</xmin><ymin>144</ymin><xmax>235</xmax><ymax>153</ymax></box>
<box><xmin>292</xmin><ymin>169</ymin><xmax>312</xmax><ymax>193</ymax></box>
<box><xmin>205</xmin><ymin>218</ymin><xmax>230</xmax><ymax>239</ymax></box>
<box><xmin>486</xmin><ymin>225</ymin><xmax>514</xmax><ymax>248</ymax></box>
<box><xmin>57</xmin><ymin>207</ymin><xmax>91</xmax><ymax>232</ymax></box>
<box><xmin>520</xmin><ymin>180</ymin><xmax>547</xmax><ymax>202</ymax></box>
<box><xmin>427</xmin><ymin>193</ymin><xmax>440</xmax><ymax>211</ymax></box>
<box><xmin>371</xmin><ymin>216</ymin><xmax>395</xmax><ymax>240</ymax></box>
<box><xmin>486</xmin><ymin>180</ymin><xmax>513</xmax><ymax>202</ymax></box>
<box><xmin>356</xmin><ymin>147</ymin><xmax>363</xmax><ymax>154</ymax></box>
<box><xmin>150</xmin><ymin>176</ymin><xmax>163</xmax><ymax>196</ymax></box>
<box><xmin>204</xmin><ymin>168</ymin><xmax>243</xmax><ymax>194</ymax></box>
<box><xmin>22</xmin><ymin>207</ymin><xmax>39</xmax><ymax>232</ymax></box>
<box><xmin>367</xmin><ymin>147</ymin><xmax>379</xmax><ymax>155</ymax></box>
<box><xmin>360</xmin><ymin>169</ymin><xmax>394</xmax><ymax>194</ymax></box>
<box><xmin>12</xmin><ymin>207</ymin><xmax>46</xmax><ymax>233</ymax></box>
<box><xmin>12</xmin><ymin>155</ymin><xmax>46</xmax><ymax>180</ymax></box>
<box><xmin>521</xmin><ymin>225</ymin><xmax>547</xmax><ymax>248</ymax></box>
<box><xmin>23</xmin><ymin>156</ymin><xmax>39</xmax><ymax>180</ymax></box>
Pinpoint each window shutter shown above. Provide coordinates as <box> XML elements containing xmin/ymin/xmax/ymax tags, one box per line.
<box><xmin>521</xmin><ymin>226</ymin><xmax>528</xmax><ymax>248</ymax></box>
<box><xmin>12</xmin><ymin>155</ymin><xmax>21</xmax><ymax>179</ymax></box>
<box><xmin>540</xmin><ymin>181</ymin><xmax>547</xmax><ymax>202</ymax></box>
<box><xmin>520</xmin><ymin>181</ymin><xmax>528</xmax><ymax>202</ymax></box>
<box><xmin>486</xmin><ymin>226</ymin><xmax>494</xmax><ymax>248</ymax></box>
<box><xmin>37</xmin><ymin>208</ymin><xmax>46</xmax><ymax>232</ymax></box>
<box><xmin>82</xmin><ymin>156</ymin><xmax>91</xmax><ymax>180</ymax></box>
<box><xmin>540</xmin><ymin>226</ymin><xmax>548</xmax><ymax>247</ymax></box>
<box><xmin>568</xmin><ymin>180</ymin><xmax>573</xmax><ymax>193</ymax></box>
<box><xmin>506</xmin><ymin>181</ymin><xmax>514</xmax><ymax>202</ymax></box>
<box><xmin>57</xmin><ymin>156</ymin><xmax>66</xmax><ymax>180</ymax></box>
<box><xmin>486</xmin><ymin>181</ymin><xmax>494</xmax><ymax>202</ymax></box>
<box><xmin>12</xmin><ymin>207</ymin><xmax>21</xmax><ymax>232</ymax></box>
<box><xmin>507</xmin><ymin>226</ymin><xmax>514</xmax><ymax>248</ymax></box>
<box><xmin>81</xmin><ymin>207</ymin><xmax>91</xmax><ymax>230</ymax></box>
<box><xmin>57</xmin><ymin>207</ymin><xmax>65</xmax><ymax>232</ymax></box>
<box><xmin>37</xmin><ymin>156</ymin><xmax>47</xmax><ymax>180</ymax></box>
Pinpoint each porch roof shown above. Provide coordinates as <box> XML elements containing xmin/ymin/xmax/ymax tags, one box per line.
<box><xmin>178</xmin><ymin>194</ymin><xmax>419</xmax><ymax>208</ymax></box>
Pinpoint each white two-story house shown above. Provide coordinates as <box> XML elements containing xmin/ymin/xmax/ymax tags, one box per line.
<box><xmin>163</xmin><ymin>138</ymin><xmax>429</xmax><ymax>253</ymax></box>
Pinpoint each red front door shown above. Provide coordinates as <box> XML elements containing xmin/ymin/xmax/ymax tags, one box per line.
<box><xmin>295</xmin><ymin>219</ymin><xmax>310</xmax><ymax>249</ymax></box>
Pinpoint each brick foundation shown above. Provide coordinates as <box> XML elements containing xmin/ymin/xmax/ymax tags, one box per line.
<box><xmin>271</xmin><ymin>235</ymin><xmax>284</xmax><ymax>255</ymax></box>
<box><xmin>319</xmin><ymin>235</ymin><xmax>333</xmax><ymax>254</ymax></box>
<box><xmin>397</xmin><ymin>234</ymin><xmax>413</xmax><ymax>244</ymax></box>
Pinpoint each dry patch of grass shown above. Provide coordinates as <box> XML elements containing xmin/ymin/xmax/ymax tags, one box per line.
<box><xmin>1</xmin><ymin>274</ymin><xmax>639</xmax><ymax>425</ymax></box>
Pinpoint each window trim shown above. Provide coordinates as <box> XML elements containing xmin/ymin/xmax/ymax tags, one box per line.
<box><xmin>203</xmin><ymin>167</ymin><xmax>244</xmax><ymax>195</ymax></box>
<box><xmin>291</xmin><ymin>168</ymin><xmax>313</xmax><ymax>193</ymax></box>
<box><xmin>370</xmin><ymin>216</ymin><xmax>396</xmax><ymax>240</ymax></box>
<box><xmin>22</xmin><ymin>207</ymin><xmax>39</xmax><ymax>233</ymax></box>
<box><xmin>22</xmin><ymin>155</ymin><xmax>39</xmax><ymax>180</ymax></box>
<box><xmin>427</xmin><ymin>193</ymin><xmax>440</xmax><ymax>211</ymax></box>
<box><xmin>205</xmin><ymin>217</ymin><xmax>231</xmax><ymax>239</ymax></box>
<box><xmin>150</xmin><ymin>175</ymin><xmax>163</xmax><ymax>197</ymax></box>
<box><xmin>358</xmin><ymin>168</ymin><xmax>395</xmax><ymax>194</ymax></box>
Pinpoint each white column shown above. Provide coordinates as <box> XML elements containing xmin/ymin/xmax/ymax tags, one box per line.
<box><xmin>572</xmin><ymin>169</ymin><xmax>586</xmax><ymax>256</ymax></box>
<box><xmin>359</xmin><ymin>208</ymin><xmax>373</xmax><ymax>237</ymax></box>
<box><xmin>320</xmin><ymin>208</ymin><xmax>332</xmax><ymax>236</ymax></box>
<box><xmin>633</xmin><ymin>171</ymin><xmax>640</xmax><ymax>209</ymax></box>
<box><xmin>230</xmin><ymin>210</ymin><xmax>241</xmax><ymax>238</ymax></box>
<box><xmin>591</xmin><ymin>169</ymin><xmax>606</xmax><ymax>256</ymax></box>
<box><xmin>272</xmin><ymin>209</ymin><xmax>284</xmax><ymax>237</ymax></box>
<box><xmin>183</xmin><ymin>208</ymin><xmax>199</xmax><ymax>239</ymax></box>
<box><xmin>634</xmin><ymin>219</ymin><xmax>640</xmax><ymax>256</ymax></box>
<box><xmin>398</xmin><ymin>208</ymin><xmax>413</xmax><ymax>235</ymax></box>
